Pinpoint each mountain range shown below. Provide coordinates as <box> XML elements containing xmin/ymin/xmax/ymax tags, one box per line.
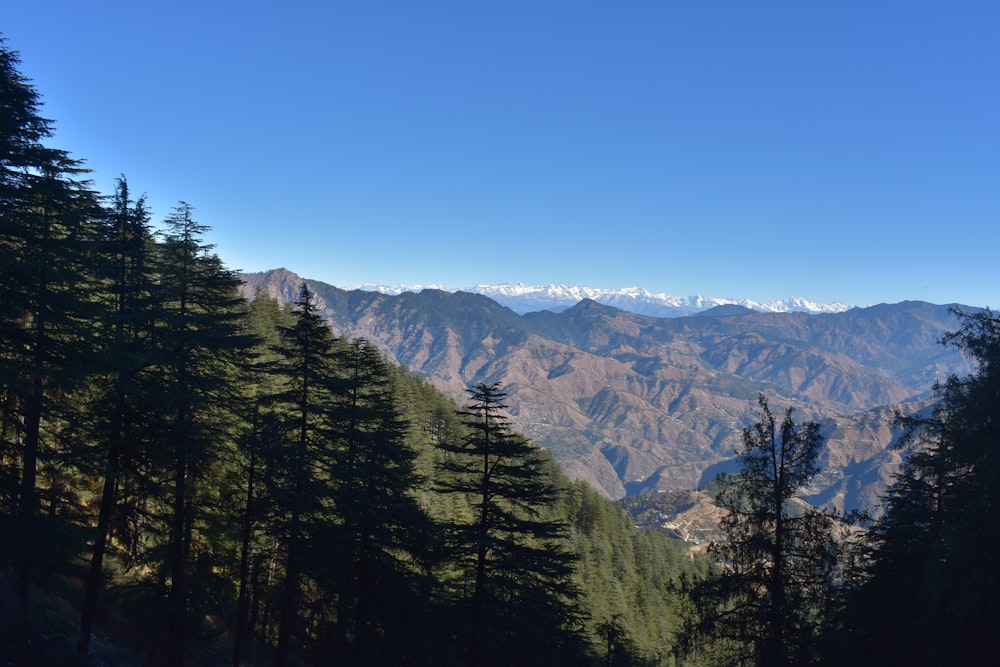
<box><xmin>240</xmin><ymin>268</ymin><xmax>974</xmax><ymax>514</ymax></box>
<box><xmin>346</xmin><ymin>281</ymin><xmax>854</xmax><ymax>317</ymax></box>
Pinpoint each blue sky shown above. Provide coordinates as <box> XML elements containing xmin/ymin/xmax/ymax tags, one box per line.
<box><xmin>5</xmin><ymin>2</ymin><xmax>998</xmax><ymax>308</ymax></box>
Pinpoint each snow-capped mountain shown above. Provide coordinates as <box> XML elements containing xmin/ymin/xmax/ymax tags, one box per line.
<box><xmin>345</xmin><ymin>282</ymin><xmax>853</xmax><ymax>317</ymax></box>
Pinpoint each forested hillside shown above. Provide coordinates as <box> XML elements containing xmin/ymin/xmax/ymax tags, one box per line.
<box><xmin>0</xmin><ymin>38</ymin><xmax>714</xmax><ymax>665</ymax></box>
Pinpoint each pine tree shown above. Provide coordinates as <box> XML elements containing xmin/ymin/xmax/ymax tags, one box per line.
<box><xmin>232</xmin><ymin>292</ymin><xmax>292</xmax><ymax>667</ymax></box>
<box><xmin>320</xmin><ymin>339</ymin><xmax>434</xmax><ymax>664</ymax></box>
<box><xmin>77</xmin><ymin>176</ymin><xmax>158</xmax><ymax>653</ymax></box>
<box><xmin>266</xmin><ymin>283</ymin><xmax>342</xmax><ymax>667</ymax></box>
<box><xmin>0</xmin><ymin>37</ymin><xmax>104</xmax><ymax>621</ymax></box>
<box><xmin>436</xmin><ymin>381</ymin><xmax>587</xmax><ymax>666</ymax></box>
<box><xmin>149</xmin><ymin>202</ymin><xmax>252</xmax><ymax>667</ymax></box>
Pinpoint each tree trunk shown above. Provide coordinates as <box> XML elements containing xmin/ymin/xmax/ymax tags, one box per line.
<box><xmin>275</xmin><ymin>507</ymin><xmax>301</xmax><ymax>667</ymax></box>
<box><xmin>77</xmin><ymin>452</ymin><xmax>119</xmax><ymax>653</ymax></box>
<box><xmin>18</xmin><ymin>376</ymin><xmax>43</xmax><ymax>612</ymax></box>
<box><xmin>233</xmin><ymin>447</ymin><xmax>256</xmax><ymax>667</ymax></box>
<box><xmin>166</xmin><ymin>458</ymin><xmax>189</xmax><ymax>667</ymax></box>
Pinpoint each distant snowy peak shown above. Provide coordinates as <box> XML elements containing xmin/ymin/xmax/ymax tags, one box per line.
<box><xmin>346</xmin><ymin>282</ymin><xmax>453</xmax><ymax>296</ymax></box>
<box><xmin>344</xmin><ymin>282</ymin><xmax>852</xmax><ymax>317</ymax></box>
<box><xmin>470</xmin><ymin>284</ymin><xmax>852</xmax><ymax>317</ymax></box>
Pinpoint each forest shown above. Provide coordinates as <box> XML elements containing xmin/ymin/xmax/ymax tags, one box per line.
<box><xmin>3</xmin><ymin>35</ymin><xmax>999</xmax><ymax>666</ymax></box>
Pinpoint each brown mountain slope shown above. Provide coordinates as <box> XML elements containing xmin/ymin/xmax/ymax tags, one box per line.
<box><xmin>239</xmin><ymin>269</ymin><xmax>973</xmax><ymax>510</ymax></box>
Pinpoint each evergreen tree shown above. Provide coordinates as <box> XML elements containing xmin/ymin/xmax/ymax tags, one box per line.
<box><xmin>436</xmin><ymin>381</ymin><xmax>588</xmax><ymax>666</ymax></box>
<box><xmin>266</xmin><ymin>283</ymin><xmax>342</xmax><ymax>667</ymax></box>
<box><xmin>319</xmin><ymin>339</ymin><xmax>434</xmax><ymax>664</ymax></box>
<box><xmin>76</xmin><ymin>176</ymin><xmax>158</xmax><ymax>653</ymax></box>
<box><xmin>692</xmin><ymin>395</ymin><xmax>838</xmax><ymax>667</ymax></box>
<box><xmin>835</xmin><ymin>309</ymin><xmax>1000</xmax><ymax>666</ymax></box>
<box><xmin>232</xmin><ymin>291</ymin><xmax>292</xmax><ymax>667</ymax></box>
<box><xmin>149</xmin><ymin>202</ymin><xmax>252</xmax><ymax>667</ymax></box>
<box><xmin>0</xmin><ymin>37</ymin><xmax>104</xmax><ymax>621</ymax></box>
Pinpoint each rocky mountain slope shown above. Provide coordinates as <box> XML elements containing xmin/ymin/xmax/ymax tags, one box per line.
<box><xmin>240</xmin><ymin>268</ymin><xmax>973</xmax><ymax>512</ymax></box>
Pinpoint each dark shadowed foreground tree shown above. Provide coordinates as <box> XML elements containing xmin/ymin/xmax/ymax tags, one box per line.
<box><xmin>231</xmin><ymin>293</ymin><xmax>283</xmax><ymax>667</ymax></box>
<box><xmin>436</xmin><ymin>381</ymin><xmax>588</xmax><ymax>666</ymax></box>
<box><xmin>77</xmin><ymin>176</ymin><xmax>157</xmax><ymax>654</ymax></box>
<box><xmin>0</xmin><ymin>37</ymin><xmax>104</xmax><ymax>650</ymax></box>
<box><xmin>266</xmin><ymin>284</ymin><xmax>341</xmax><ymax>667</ymax></box>
<box><xmin>689</xmin><ymin>395</ymin><xmax>838</xmax><ymax>667</ymax></box>
<box><xmin>151</xmin><ymin>202</ymin><xmax>253</xmax><ymax>667</ymax></box>
<box><xmin>319</xmin><ymin>338</ymin><xmax>435</xmax><ymax>665</ymax></box>
<box><xmin>831</xmin><ymin>308</ymin><xmax>1000</xmax><ymax>667</ymax></box>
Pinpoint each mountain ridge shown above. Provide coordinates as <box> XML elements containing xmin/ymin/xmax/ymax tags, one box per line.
<box><xmin>337</xmin><ymin>277</ymin><xmax>854</xmax><ymax>317</ymax></box>
<box><xmin>240</xmin><ymin>268</ymin><xmax>973</xmax><ymax>513</ymax></box>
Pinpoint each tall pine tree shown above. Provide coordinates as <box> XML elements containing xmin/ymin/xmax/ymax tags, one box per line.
<box><xmin>266</xmin><ymin>283</ymin><xmax>341</xmax><ymax>667</ymax></box>
<box><xmin>0</xmin><ymin>37</ymin><xmax>104</xmax><ymax>623</ymax></box>
<box><xmin>436</xmin><ymin>381</ymin><xmax>587</xmax><ymax>666</ymax></box>
<box><xmin>77</xmin><ymin>176</ymin><xmax>158</xmax><ymax>653</ymax></box>
<box><xmin>320</xmin><ymin>339</ymin><xmax>434</xmax><ymax>664</ymax></box>
<box><xmin>149</xmin><ymin>202</ymin><xmax>252</xmax><ymax>667</ymax></box>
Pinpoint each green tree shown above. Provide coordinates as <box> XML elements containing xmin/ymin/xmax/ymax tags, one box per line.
<box><xmin>231</xmin><ymin>291</ymin><xmax>292</xmax><ymax>667</ymax></box>
<box><xmin>266</xmin><ymin>283</ymin><xmax>342</xmax><ymax>667</ymax></box>
<box><xmin>835</xmin><ymin>309</ymin><xmax>1000</xmax><ymax>666</ymax></box>
<box><xmin>436</xmin><ymin>381</ymin><xmax>587</xmax><ymax>666</ymax></box>
<box><xmin>694</xmin><ymin>395</ymin><xmax>838</xmax><ymax>667</ymax></box>
<box><xmin>149</xmin><ymin>202</ymin><xmax>252</xmax><ymax>667</ymax></box>
<box><xmin>0</xmin><ymin>37</ymin><xmax>104</xmax><ymax>621</ymax></box>
<box><xmin>564</xmin><ymin>479</ymin><xmax>712</xmax><ymax>666</ymax></box>
<box><xmin>76</xmin><ymin>176</ymin><xmax>158</xmax><ymax>653</ymax></box>
<box><xmin>318</xmin><ymin>339</ymin><xmax>434</xmax><ymax>664</ymax></box>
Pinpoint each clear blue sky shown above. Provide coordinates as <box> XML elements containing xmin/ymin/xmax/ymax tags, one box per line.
<box><xmin>5</xmin><ymin>1</ymin><xmax>999</xmax><ymax>308</ymax></box>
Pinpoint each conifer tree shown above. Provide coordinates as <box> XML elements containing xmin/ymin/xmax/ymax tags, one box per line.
<box><xmin>77</xmin><ymin>176</ymin><xmax>158</xmax><ymax>653</ymax></box>
<box><xmin>835</xmin><ymin>309</ymin><xmax>1000</xmax><ymax>666</ymax></box>
<box><xmin>266</xmin><ymin>283</ymin><xmax>341</xmax><ymax>667</ymax></box>
<box><xmin>149</xmin><ymin>202</ymin><xmax>252</xmax><ymax>667</ymax></box>
<box><xmin>232</xmin><ymin>292</ymin><xmax>292</xmax><ymax>667</ymax></box>
<box><xmin>436</xmin><ymin>381</ymin><xmax>587</xmax><ymax>666</ymax></box>
<box><xmin>321</xmin><ymin>339</ymin><xmax>434</xmax><ymax>664</ymax></box>
<box><xmin>0</xmin><ymin>37</ymin><xmax>104</xmax><ymax>619</ymax></box>
<box><xmin>694</xmin><ymin>395</ymin><xmax>838</xmax><ymax>667</ymax></box>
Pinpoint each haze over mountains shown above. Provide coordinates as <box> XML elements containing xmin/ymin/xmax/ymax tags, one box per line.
<box><xmin>241</xmin><ymin>268</ymin><xmax>974</xmax><ymax>514</ymax></box>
